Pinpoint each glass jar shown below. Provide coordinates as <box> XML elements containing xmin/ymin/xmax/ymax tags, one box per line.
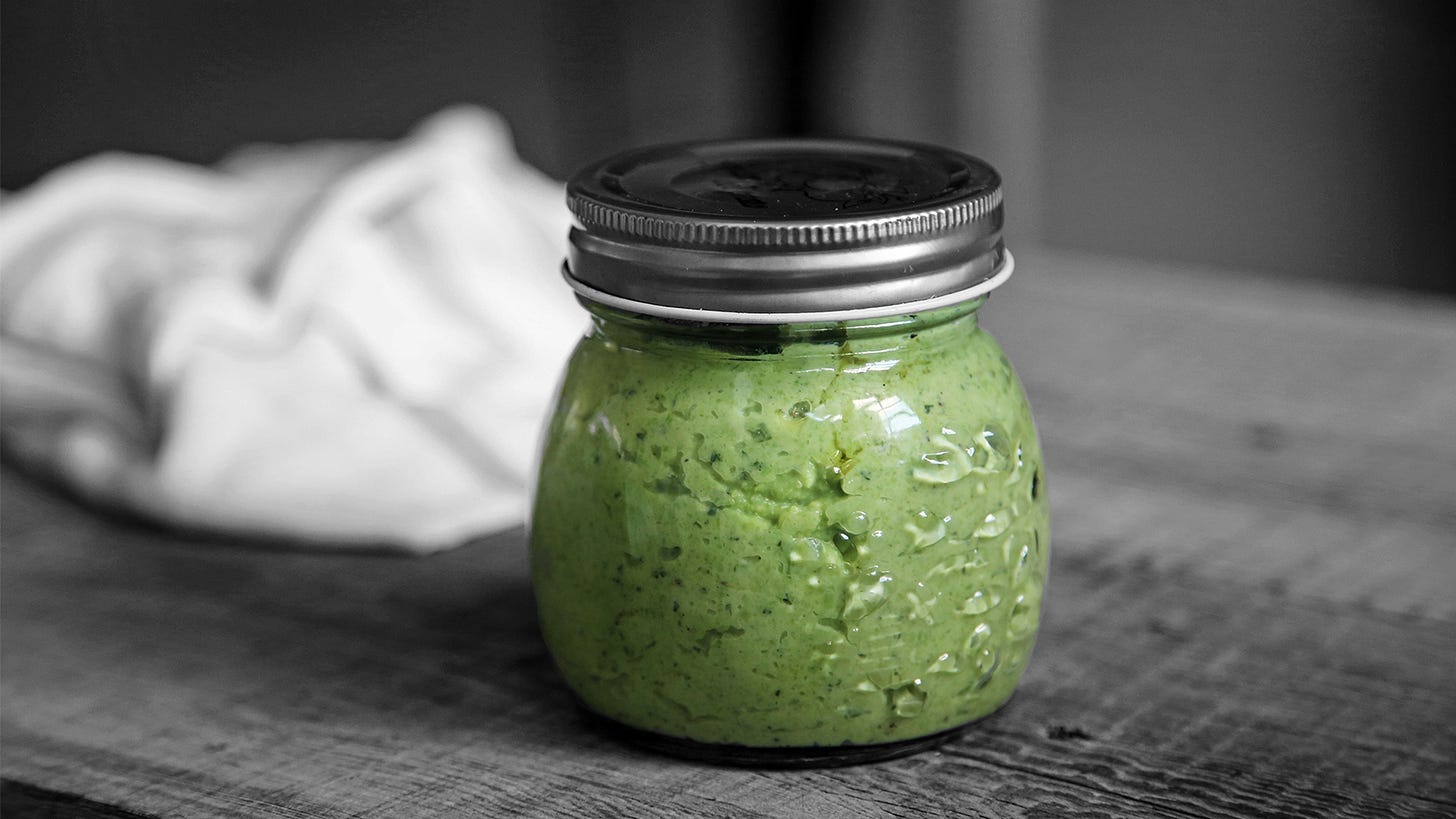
<box><xmin>530</xmin><ymin>139</ymin><xmax>1048</xmax><ymax>766</ymax></box>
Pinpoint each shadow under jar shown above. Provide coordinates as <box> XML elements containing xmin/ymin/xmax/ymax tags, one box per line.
<box><xmin>530</xmin><ymin>139</ymin><xmax>1048</xmax><ymax>766</ymax></box>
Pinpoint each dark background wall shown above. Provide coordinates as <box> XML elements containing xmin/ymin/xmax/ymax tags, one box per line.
<box><xmin>3</xmin><ymin>0</ymin><xmax>1452</xmax><ymax>293</ymax></box>
<box><xmin>0</xmin><ymin>0</ymin><xmax>792</xmax><ymax>184</ymax></box>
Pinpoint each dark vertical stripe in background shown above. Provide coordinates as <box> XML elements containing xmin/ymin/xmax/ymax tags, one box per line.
<box><xmin>775</xmin><ymin>0</ymin><xmax>821</xmax><ymax>136</ymax></box>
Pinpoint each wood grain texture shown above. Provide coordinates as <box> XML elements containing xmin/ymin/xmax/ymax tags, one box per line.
<box><xmin>987</xmin><ymin>249</ymin><xmax>1456</xmax><ymax>621</ymax></box>
<box><xmin>4</xmin><ymin>249</ymin><xmax>1455</xmax><ymax>817</ymax></box>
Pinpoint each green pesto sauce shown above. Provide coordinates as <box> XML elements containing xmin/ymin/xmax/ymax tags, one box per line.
<box><xmin>529</xmin><ymin>302</ymin><xmax>1049</xmax><ymax>748</ymax></box>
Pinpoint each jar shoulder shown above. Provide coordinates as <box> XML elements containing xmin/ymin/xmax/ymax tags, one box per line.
<box><xmin>552</xmin><ymin>324</ymin><xmax>1034</xmax><ymax>441</ymax></box>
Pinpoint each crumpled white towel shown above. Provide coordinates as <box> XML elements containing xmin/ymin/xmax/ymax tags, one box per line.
<box><xmin>0</xmin><ymin>107</ymin><xmax>582</xmax><ymax>553</ymax></box>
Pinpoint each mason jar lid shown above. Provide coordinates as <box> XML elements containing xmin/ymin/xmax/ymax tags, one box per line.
<box><xmin>564</xmin><ymin>137</ymin><xmax>1010</xmax><ymax>323</ymax></box>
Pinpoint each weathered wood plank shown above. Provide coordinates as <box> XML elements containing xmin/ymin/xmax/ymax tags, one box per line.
<box><xmin>985</xmin><ymin>248</ymin><xmax>1456</xmax><ymax>621</ymax></box>
<box><xmin>2</xmin><ymin>469</ymin><xmax>1453</xmax><ymax>818</ymax></box>
<box><xmin>990</xmin><ymin>249</ymin><xmax>1456</xmax><ymax>441</ymax></box>
<box><xmin>0</xmin><ymin>780</ymin><xmax>156</xmax><ymax>819</ymax></box>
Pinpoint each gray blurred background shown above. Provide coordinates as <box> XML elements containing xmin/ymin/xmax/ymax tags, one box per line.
<box><xmin>3</xmin><ymin>0</ymin><xmax>1452</xmax><ymax>293</ymax></box>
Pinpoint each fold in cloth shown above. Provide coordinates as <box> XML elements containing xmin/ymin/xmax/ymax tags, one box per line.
<box><xmin>0</xmin><ymin>107</ymin><xmax>582</xmax><ymax>553</ymax></box>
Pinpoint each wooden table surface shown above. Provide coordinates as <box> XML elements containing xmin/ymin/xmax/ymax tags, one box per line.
<box><xmin>4</xmin><ymin>248</ymin><xmax>1454</xmax><ymax>818</ymax></box>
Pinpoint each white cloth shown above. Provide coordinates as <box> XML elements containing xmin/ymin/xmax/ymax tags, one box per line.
<box><xmin>0</xmin><ymin>107</ymin><xmax>582</xmax><ymax>553</ymax></box>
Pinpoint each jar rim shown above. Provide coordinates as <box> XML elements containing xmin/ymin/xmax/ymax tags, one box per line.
<box><xmin>564</xmin><ymin>251</ymin><xmax>1015</xmax><ymax>324</ymax></box>
<box><xmin>564</xmin><ymin>137</ymin><xmax>1009</xmax><ymax>322</ymax></box>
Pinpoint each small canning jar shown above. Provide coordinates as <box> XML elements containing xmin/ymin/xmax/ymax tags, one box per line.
<box><xmin>530</xmin><ymin>139</ymin><xmax>1048</xmax><ymax>766</ymax></box>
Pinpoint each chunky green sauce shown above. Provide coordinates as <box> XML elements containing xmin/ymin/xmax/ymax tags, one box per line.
<box><xmin>530</xmin><ymin>302</ymin><xmax>1048</xmax><ymax>748</ymax></box>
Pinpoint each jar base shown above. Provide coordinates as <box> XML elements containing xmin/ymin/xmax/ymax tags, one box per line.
<box><xmin>579</xmin><ymin>707</ymin><xmax>981</xmax><ymax>768</ymax></box>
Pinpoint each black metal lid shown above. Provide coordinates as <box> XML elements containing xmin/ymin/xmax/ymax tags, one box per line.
<box><xmin>564</xmin><ymin>138</ymin><xmax>1010</xmax><ymax>323</ymax></box>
